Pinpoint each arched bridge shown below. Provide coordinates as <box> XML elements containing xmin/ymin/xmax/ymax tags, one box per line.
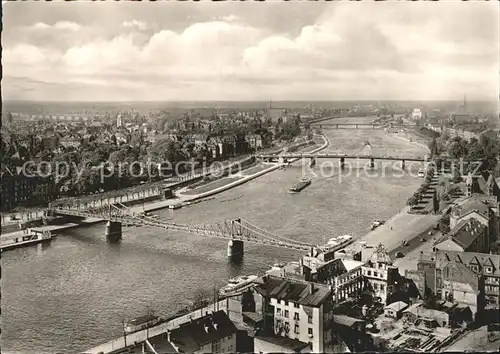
<box><xmin>50</xmin><ymin>203</ymin><xmax>325</xmax><ymax>257</ymax></box>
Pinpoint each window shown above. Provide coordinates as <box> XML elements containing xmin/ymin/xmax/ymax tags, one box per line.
<box><xmin>277</xmin><ymin>308</ymin><xmax>282</xmax><ymax>316</ymax></box>
<box><xmin>380</xmin><ymin>284</ymin><xmax>385</xmax><ymax>292</ymax></box>
<box><xmin>367</xmin><ymin>270</ymin><xmax>372</xmax><ymax>276</ymax></box>
<box><xmin>294</xmin><ymin>302</ymin><xmax>300</xmax><ymax>308</ymax></box>
<box><xmin>294</xmin><ymin>324</ymin><xmax>300</xmax><ymax>334</ymax></box>
<box><xmin>294</xmin><ymin>313</ymin><xmax>300</xmax><ymax>320</ymax></box>
<box><xmin>213</xmin><ymin>340</ymin><xmax>221</xmax><ymax>353</ymax></box>
<box><xmin>373</xmin><ymin>271</ymin><xmax>378</xmax><ymax>277</ymax></box>
<box><xmin>285</xmin><ymin>310</ymin><xmax>289</xmax><ymax>318</ymax></box>
<box><xmin>308</xmin><ymin>328</ymin><xmax>313</xmax><ymax>336</ymax></box>
<box><xmin>285</xmin><ymin>300</ymin><xmax>289</xmax><ymax>306</ymax></box>
<box><xmin>485</xmin><ymin>267</ymin><xmax>493</xmax><ymax>274</ymax></box>
<box><xmin>308</xmin><ymin>316</ymin><xmax>313</xmax><ymax>324</ymax></box>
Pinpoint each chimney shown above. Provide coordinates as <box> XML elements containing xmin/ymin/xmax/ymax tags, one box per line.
<box><xmin>309</xmin><ymin>283</ymin><xmax>314</xmax><ymax>295</ymax></box>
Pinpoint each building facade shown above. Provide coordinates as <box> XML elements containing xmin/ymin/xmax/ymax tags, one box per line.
<box><xmin>439</xmin><ymin>262</ymin><xmax>485</xmax><ymax>318</ymax></box>
<box><xmin>436</xmin><ymin>250</ymin><xmax>500</xmax><ymax>309</ymax></box>
<box><xmin>252</xmin><ymin>276</ymin><xmax>335</xmax><ymax>353</ymax></box>
<box><xmin>300</xmin><ymin>253</ymin><xmax>364</xmax><ymax>303</ymax></box>
<box><xmin>361</xmin><ymin>243</ymin><xmax>399</xmax><ymax>304</ymax></box>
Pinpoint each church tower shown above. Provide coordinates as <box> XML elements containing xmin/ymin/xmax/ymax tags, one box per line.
<box><xmin>465</xmin><ymin>172</ymin><xmax>473</xmax><ymax>196</ymax></box>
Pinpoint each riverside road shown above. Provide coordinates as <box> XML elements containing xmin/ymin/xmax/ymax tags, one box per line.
<box><xmin>2</xmin><ymin>117</ymin><xmax>429</xmax><ymax>353</ymax></box>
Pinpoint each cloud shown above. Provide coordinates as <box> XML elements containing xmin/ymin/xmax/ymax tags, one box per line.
<box><xmin>2</xmin><ymin>2</ymin><xmax>498</xmax><ymax>101</ymax></box>
<box><xmin>122</xmin><ymin>20</ymin><xmax>147</xmax><ymax>31</ymax></box>
<box><xmin>30</xmin><ymin>21</ymin><xmax>81</xmax><ymax>32</ymax></box>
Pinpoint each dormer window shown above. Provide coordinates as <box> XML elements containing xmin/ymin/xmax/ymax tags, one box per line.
<box><xmin>485</xmin><ymin>267</ymin><xmax>493</xmax><ymax>274</ymax></box>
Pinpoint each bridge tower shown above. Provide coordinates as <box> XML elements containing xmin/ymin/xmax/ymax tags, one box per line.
<box><xmin>105</xmin><ymin>221</ymin><xmax>122</xmax><ymax>243</ymax></box>
<box><xmin>105</xmin><ymin>204</ymin><xmax>122</xmax><ymax>243</ymax></box>
<box><xmin>227</xmin><ymin>218</ymin><xmax>244</xmax><ymax>262</ymax></box>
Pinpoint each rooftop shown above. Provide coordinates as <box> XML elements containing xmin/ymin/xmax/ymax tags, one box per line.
<box><xmin>254</xmin><ymin>275</ymin><xmax>332</xmax><ymax>307</ymax></box>
<box><xmin>255</xmin><ymin>335</ymin><xmax>310</xmax><ymax>352</ymax></box>
<box><xmin>170</xmin><ymin>310</ymin><xmax>237</xmax><ymax>352</ymax></box>
<box><xmin>435</xmin><ymin>250</ymin><xmax>500</xmax><ymax>276</ymax></box>
<box><xmin>441</xmin><ymin>262</ymin><xmax>480</xmax><ymax>291</ymax></box>
<box><xmin>385</xmin><ymin>301</ymin><xmax>409</xmax><ymax>312</ymax></box>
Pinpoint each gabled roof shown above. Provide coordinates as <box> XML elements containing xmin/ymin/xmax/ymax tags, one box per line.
<box><xmin>333</xmin><ymin>315</ymin><xmax>365</xmax><ymax>327</ymax></box>
<box><xmin>384</xmin><ymin>301</ymin><xmax>409</xmax><ymax>312</ymax></box>
<box><xmin>455</xmin><ymin>198</ymin><xmax>490</xmax><ymax>218</ymax></box>
<box><xmin>435</xmin><ymin>250</ymin><xmax>500</xmax><ymax>276</ymax></box>
<box><xmin>170</xmin><ymin>310</ymin><xmax>237</xmax><ymax>352</ymax></box>
<box><xmin>254</xmin><ymin>276</ymin><xmax>332</xmax><ymax>307</ymax></box>
<box><xmin>255</xmin><ymin>335</ymin><xmax>310</xmax><ymax>352</ymax></box>
<box><xmin>441</xmin><ymin>262</ymin><xmax>480</xmax><ymax>291</ymax></box>
<box><xmin>446</xmin><ymin>218</ymin><xmax>487</xmax><ymax>250</ymax></box>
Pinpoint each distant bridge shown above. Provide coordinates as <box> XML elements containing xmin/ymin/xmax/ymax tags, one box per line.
<box><xmin>257</xmin><ymin>152</ymin><xmax>426</xmax><ymax>163</ymax></box>
<box><xmin>50</xmin><ymin>203</ymin><xmax>340</xmax><ymax>258</ymax></box>
<box><xmin>312</xmin><ymin>123</ymin><xmax>411</xmax><ymax>130</ymax></box>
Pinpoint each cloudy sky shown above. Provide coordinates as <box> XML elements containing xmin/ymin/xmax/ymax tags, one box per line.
<box><xmin>3</xmin><ymin>1</ymin><xmax>499</xmax><ymax>102</ymax></box>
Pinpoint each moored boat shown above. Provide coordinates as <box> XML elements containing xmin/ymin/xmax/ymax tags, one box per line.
<box><xmin>371</xmin><ymin>219</ymin><xmax>385</xmax><ymax>230</ymax></box>
<box><xmin>219</xmin><ymin>275</ymin><xmax>258</xmax><ymax>295</ymax></box>
<box><xmin>288</xmin><ymin>178</ymin><xmax>312</xmax><ymax>193</ymax></box>
<box><xmin>124</xmin><ymin>314</ymin><xmax>161</xmax><ymax>334</ymax></box>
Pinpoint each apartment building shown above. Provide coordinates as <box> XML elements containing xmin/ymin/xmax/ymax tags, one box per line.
<box><xmin>300</xmin><ymin>250</ymin><xmax>364</xmax><ymax>303</ymax></box>
<box><xmin>252</xmin><ymin>275</ymin><xmax>335</xmax><ymax>353</ymax></box>
<box><xmin>436</xmin><ymin>250</ymin><xmax>500</xmax><ymax>309</ymax></box>
<box><xmin>439</xmin><ymin>262</ymin><xmax>485</xmax><ymax>318</ymax></box>
<box><xmin>361</xmin><ymin>243</ymin><xmax>400</xmax><ymax>305</ymax></box>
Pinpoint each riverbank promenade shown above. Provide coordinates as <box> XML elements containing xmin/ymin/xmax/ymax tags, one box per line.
<box><xmin>341</xmin><ymin>209</ymin><xmax>441</xmax><ymax>258</ymax></box>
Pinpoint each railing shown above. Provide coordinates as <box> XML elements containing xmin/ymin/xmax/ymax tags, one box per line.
<box><xmin>52</xmin><ymin>205</ymin><xmax>315</xmax><ymax>251</ymax></box>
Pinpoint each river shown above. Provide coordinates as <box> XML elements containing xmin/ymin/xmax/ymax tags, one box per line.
<box><xmin>2</xmin><ymin>118</ymin><xmax>428</xmax><ymax>353</ymax></box>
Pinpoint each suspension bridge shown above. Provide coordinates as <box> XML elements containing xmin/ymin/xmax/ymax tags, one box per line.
<box><xmin>50</xmin><ymin>203</ymin><xmax>333</xmax><ymax>259</ymax></box>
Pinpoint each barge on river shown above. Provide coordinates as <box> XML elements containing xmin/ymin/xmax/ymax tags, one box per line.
<box><xmin>1</xmin><ymin>229</ymin><xmax>53</xmax><ymax>251</ymax></box>
<box><xmin>288</xmin><ymin>178</ymin><xmax>312</xmax><ymax>193</ymax></box>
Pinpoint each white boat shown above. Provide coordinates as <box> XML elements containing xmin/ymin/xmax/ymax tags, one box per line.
<box><xmin>371</xmin><ymin>220</ymin><xmax>384</xmax><ymax>230</ymax></box>
<box><xmin>322</xmin><ymin>235</ymin><xmax>354</xmax><ymax>251</ymax></box>
<box><xmin>219</xmin><ymin>275</ymin><xmax>258</xmax><ymax>295</ymax></box>
<box><xmin>169</xmin><ymin>203</ymin><xmax>182</xmax><ymax>210</ymax></box>
<box><xmin>418</xmin><ymin>168</ymin><xmax>425</xmax><ymax>178</ymax></box>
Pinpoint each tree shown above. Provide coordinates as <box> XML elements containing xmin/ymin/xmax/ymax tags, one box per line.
<box><xmin>438</xmin><ymin>214</ymin><xmax>451</xmax><ymax>235</ymax></box>
<box><xmin>447</xmin><ymin>137</ymin><xmax>468</xmax><ymax>159</ymax></box>
<box><xmin>428</xmin><ymin>138</ymin><xmax>439</xmax><ymax>158</ymax></box>
<box><xmin>191</xmin><ymin>289</ymin><xmax>211</xmax><ymax>310</ymax></box>
<box><xmin>407</xmin><ymin>195</ymin><xmax>419</xmax><ymax>206</ymax></box>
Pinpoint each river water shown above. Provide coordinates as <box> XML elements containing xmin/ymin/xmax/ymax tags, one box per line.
<box><xmin>2</xmin><ymin>119</ymin><xmax>428</xmax><ymax>353</ymax></box>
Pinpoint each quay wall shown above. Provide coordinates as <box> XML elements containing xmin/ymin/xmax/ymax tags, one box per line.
<box><xmin>83</xmin><ymin>297</ymin><xmax>243</xmax><ymax>354</ymax></box>
<box><xmin>186</xmin><ymin>136</ymin><xmax>329</xmax><ymax>203</ymax></box>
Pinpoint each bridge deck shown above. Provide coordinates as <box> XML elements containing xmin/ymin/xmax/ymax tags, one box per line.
<box><xmin>258</xmin><ymin>153</ymin><xmax>426</xmax><ymax>162</ymax></box>
<box><xmin>52</xmin><ymin>205</ymin><xmax>316</xmax><ymax>252</ymax></box>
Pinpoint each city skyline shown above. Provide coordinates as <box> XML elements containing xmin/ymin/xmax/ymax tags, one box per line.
<box><xmin>3</xmin><ymin>1</ymin><xmax>499</xmax><ymax>102</ymax></box>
